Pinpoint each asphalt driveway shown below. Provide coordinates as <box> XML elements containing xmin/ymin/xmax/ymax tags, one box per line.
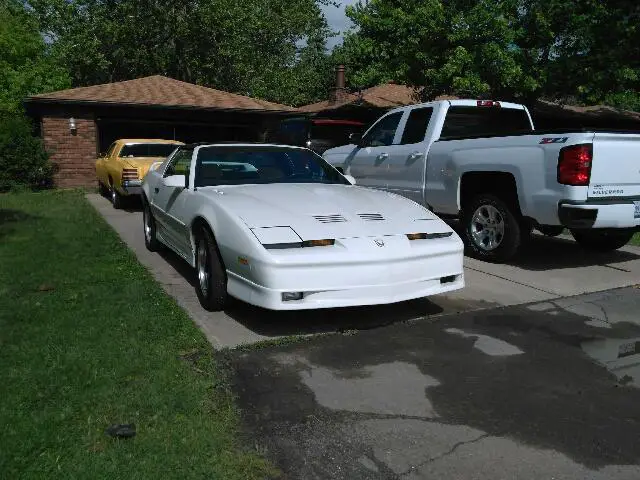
<box><xmin>87</xmin><ymin>192</ymin><xmax>640</xmax><ymax>349</ymax></box>
<box><xmin>229</xmin><ymin>286</ymin><xmax>640</xmax><ymax>479</ymax></box>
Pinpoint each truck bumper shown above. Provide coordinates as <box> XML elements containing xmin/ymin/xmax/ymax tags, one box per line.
<box><xmin>559</xmin><ymin>199</ymin><xmax>640</xmax><ymax>229</ymax></box>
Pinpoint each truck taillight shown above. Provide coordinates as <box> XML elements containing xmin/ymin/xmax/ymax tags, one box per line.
<box><xmin>557</xmin><ymin>144</ymin><xmax>592</xmax><ymax>186</ymax></box>
<box><xmin>121</xmin><ymin>168</ymin><xmax>139</xmax><ymax>180</ymax></box>
<box><xmin>477</xmin><ymin>100</ymin><xmax>501</xmax><ymax>107</ymax></box>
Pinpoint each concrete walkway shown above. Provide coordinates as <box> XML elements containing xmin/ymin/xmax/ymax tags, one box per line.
<box><xmin>87</xmin><ymin>193</ymin><xmax>640</xmax><ymax>348</ymax></box>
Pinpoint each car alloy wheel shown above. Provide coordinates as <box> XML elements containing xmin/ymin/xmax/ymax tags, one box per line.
<box><xmin>197</xmin><ymin>238</ymin><xmax>210</xmax><ymax>298</ymax></box>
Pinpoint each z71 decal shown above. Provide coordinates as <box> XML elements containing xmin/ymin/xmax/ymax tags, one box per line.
<box><xmin>539</xmin><ymin>137</ymin><xmax>569</xmax><ymax>144</ymax></box>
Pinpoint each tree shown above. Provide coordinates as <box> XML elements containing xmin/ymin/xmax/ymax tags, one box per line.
<box><xmin>0</xmin><ymin>0</ymin><xmax>68</xmax><ymax>189</ymax></box>
<box><xmin>26</xmin><ymin>0</ymin><xmax>337</xmax><ymax>105</ymax></box>
<box><xmin>335</xmin><ymin>0</ymin><xmax>640</xmax><ymax>109</ymax></box>
<box><xmin>0</xmin><ymin>0</ymin><xmax>70</xmax><ymax>114</ymax></box>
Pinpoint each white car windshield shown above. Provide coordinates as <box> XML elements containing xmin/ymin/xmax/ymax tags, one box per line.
<box><xmin>194</xmin><ymin>145</ymin><xmax>349</xmax><ymax>187</ymax></box>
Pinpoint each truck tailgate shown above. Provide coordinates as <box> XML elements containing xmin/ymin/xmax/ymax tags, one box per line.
<box><xmin>588</xmin><ymin>133</ymin><xmax>640</xmax><ymax>200</ymax></box>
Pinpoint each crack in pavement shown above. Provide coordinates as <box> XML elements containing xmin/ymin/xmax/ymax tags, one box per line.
<box><xmin>398</xmin><ymin>433</ymin><xmax>492</xmax><ymax>477</ymax></box>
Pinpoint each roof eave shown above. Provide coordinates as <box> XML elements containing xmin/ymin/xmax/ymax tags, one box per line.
<box><xmin>23</xmin><ymin>97</ymin><xmax>299</xmax><ymax>115</ymax></box>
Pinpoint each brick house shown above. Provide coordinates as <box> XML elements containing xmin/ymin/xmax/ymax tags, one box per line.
<box><xmin>24</xmin><ymin>75</ymin><xmax>297</xmax><ymax>188</ymax></box>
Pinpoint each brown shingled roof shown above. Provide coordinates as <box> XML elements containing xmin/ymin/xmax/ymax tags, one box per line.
<box><xmin>300</xmin><ymin>83</ymin><xmax>421</xmax><ymax>112</ymax></box>
<box><xmin>28</xmin><ymin>75</ymin><xmax>296</xmax><ymax>112</ymax></box>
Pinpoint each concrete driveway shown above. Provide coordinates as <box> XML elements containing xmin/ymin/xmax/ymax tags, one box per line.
<box><xmin>87</xmin><ymin>193</ymin><xmax>640</xmax><ymax>349</ymax></box>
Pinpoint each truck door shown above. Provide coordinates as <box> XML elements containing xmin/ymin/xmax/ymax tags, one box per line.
<box><xmin>344</xmin><ymin>111</ymin><xmax>404</xmax><ymax>190</ymax></box>
<box><xmin>385</xmin><ymin>106</ymin><xmax>434</xmax><ymax>204</ymax></box>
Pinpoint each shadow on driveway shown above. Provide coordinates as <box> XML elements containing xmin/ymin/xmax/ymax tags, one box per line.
<box><xmin>447</xmin><ymin>220</ymin><xmax>640</xmax><ymax>270</ymax></box>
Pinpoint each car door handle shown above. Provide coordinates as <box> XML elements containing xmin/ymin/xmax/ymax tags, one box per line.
<box><xmin>408</xmin><ymin>151</ymin><xmax>423</xmax><ymax>160</ymax></box>
<box><xmin>154</xmin><ymin>187</ymin><xmax>159</xmax><ymax>193</ymax></box>
<box><xmin>377</xmin><ymin>153</ymin><xmax>389</xmax><ymax>160</ymax></box>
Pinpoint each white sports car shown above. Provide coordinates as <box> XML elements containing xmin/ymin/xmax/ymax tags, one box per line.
<box><xmin>141</xmin><ymin>143</ymin><xmax>464</xmax><ymax>311</ymax></box>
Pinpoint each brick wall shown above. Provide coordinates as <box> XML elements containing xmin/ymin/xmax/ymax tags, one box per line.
<box><xmin>42</xmin><ymin>115</ymin><xmax>98</xmax><ymax>188</ymax></box>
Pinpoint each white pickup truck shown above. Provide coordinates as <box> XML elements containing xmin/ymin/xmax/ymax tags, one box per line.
<box><xmin>322</xmin><ymin>99</ymin><xmax>640</xmax><ymax>262</ymax></box>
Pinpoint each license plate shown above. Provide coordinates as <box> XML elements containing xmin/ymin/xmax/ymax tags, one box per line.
<box><xmin>635</xmin><ymin>201</ymin><xmax>640</xmax><ymax>219</ymax></box>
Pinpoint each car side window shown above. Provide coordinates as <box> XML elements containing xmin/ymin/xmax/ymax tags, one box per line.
<box><xmin>399</xmin><ymin>107</ymin><xmax>433</xmax><ymax>145</ymax></box>
<box><xmin>361</xmin><ymin>112</ymin><xmax>403</xmax><ymax>147</ymax></box>
<box><xmin>164</xmin><ymin>149</ymin><xmax>193</xmax><ymax>177</ymax></box>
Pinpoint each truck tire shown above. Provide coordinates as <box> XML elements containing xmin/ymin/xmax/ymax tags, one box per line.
<box><xmin>462</xmin><ymin>194</ymin><xmax>523</xmax><ymax>263</ymax></box>
<box><xmin>194</xmin><ymin>225</ymin><xmax>227</xmax><ymax>311</ymax></box>
<box><xmin>570</xmin><ymin>228</ymin><xmax>634</xmax><ymax>252</ymax></box>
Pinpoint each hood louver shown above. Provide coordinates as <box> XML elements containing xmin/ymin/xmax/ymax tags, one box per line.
<box><xmin>313</xmin><ymin>214</ymin><xmax>347</xmax><ymax>223</ymax></box>
<box><xmin>358</xmin><ymin>213</ymin><xmax>385</xmax><ymax>221</ymax></box>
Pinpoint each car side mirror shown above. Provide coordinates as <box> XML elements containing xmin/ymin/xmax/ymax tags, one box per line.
<box><xmin>344</xmin><ymin>174</ymin><xmax>356</xmax><ymax>185</ymax></box>
<box><xmin>163</xmin><ymin>174</ymin><xmax>187</xmax><ymax>189</ymax></box>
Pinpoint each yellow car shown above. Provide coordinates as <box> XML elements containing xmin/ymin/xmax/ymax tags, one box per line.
<box><xmin>96</xmin><ymin>138</ymin><xmax>184</xmax><ymax>208</ymax></box>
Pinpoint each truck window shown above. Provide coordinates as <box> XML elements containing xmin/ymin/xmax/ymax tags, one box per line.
<box><xmin>400</xmin><ymin>107</ymin><xmax>433</xmax><ymax>145</ymax></box>
<box><xmin>361</xmin><ymin>112</ymin><xmax>403</xmax><ymax>147</ymax></box>
<box><xmin>440</xmin><ymin>106</ymin><xmax>533</xmax><ymax>140</ymax></box>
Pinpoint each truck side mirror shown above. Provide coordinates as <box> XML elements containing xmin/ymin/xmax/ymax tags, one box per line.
<box><xmin>349</xmin><ymin>132</ymin><xmax>362</xmax><ymax>145</ymax></box>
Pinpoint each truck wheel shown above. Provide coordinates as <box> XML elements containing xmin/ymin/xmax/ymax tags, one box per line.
<box><xmin>538</xmin><ymin>225</ymin><xmax>565</xmax><ymax>237</ymax></box>
<box><xmin>194</xmin><ymin>226</ymin><xmax>227</xmax><ymax>311</ymax></box>
<box><xmin>570</xmin><ymin>228</ymin><xmax>634</xmax><ymax>252</ymax></box>
<box><xmin>462</xmin><ymin>194</ymin><xmax>523</xmax><ymax>263</ymax></box>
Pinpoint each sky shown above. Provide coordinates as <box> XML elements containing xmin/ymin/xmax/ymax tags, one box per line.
<box><xmin>321</xmin><ymin>0</ymin><xmax>358</xmax><ymax>50</ymax></box>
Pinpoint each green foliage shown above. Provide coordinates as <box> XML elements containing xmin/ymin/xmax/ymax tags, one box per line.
<box><xmin>336</xmin><ymin>0</ymin><xmax>640</xmax><ymax>109</ymax></box>
<box><xmin>0</xmin><ymin>114</ymin><xmax>54</xmax><ymax>191</ymax></box>
<box><xmin>0</xmin><ymin>0</ymin><xmax>70</xmax><ymax>114</ymax></box>
<box><xmin>27</xmin><ymin>0</ymin><xmax>336</xmax><ymax>105</ymax></box>
<box><xmin>0</xmin><ymin>1</ymin><xmax>68</xmax><ymax>191</ymax></box>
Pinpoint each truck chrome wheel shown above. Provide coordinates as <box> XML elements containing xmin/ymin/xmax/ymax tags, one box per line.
<box><xmin>470</xmin><ymin>204</ymin><xmax>505</xmax><ymax>251</ymax></box>
<box><xmin>197</xmin><ymin>238</ymin><xmax>210</xmax><ymax>297</ymax></box>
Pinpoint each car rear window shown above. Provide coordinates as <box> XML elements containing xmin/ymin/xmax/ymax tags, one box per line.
<box><xmin>119</xmin><ymin>143</ymin><xmax>179</xmax><ymax>157</ymax></box>
<box><xmin>440</xmin><ymin>106</ymin><xmax>533</xmax><ymax>140</ymax></box>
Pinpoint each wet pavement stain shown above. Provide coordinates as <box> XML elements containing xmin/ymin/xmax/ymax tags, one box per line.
<box><xmin>228</xmin><ymin>287</ymin><xmax>640</xmax><ymax>479</ymax></box>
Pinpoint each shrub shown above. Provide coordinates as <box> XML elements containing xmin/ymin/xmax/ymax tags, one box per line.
<box><xmin>0</xmin><ymin>113</ymin><xmax>55</xmax><ymax>191</ymax></box>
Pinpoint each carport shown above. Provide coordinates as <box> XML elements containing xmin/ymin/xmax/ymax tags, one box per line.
<box><xmin>24</xmin><ymin>75</ymin><xmax>298</xmax><ymax>188</ymax></box>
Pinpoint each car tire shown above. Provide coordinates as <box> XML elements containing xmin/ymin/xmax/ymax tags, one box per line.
<box><xmin>537</xmin><ymin>225</ymin><xmax>565</xmax><ymax>237</ymax></box>
<box><xmin>194</xmin><ymin>225</ymin><xmax>227</xmax><ymax>311</ymax></box>
<box><xmin>462</xmin><ymin>194</ymin><xmax>523</xmax><ymax>263</ymax></box>
<box><xmin>99</xmin><ymin>182</ymin><xmax>109</xmax><ymax>196</ymax></box>
<box><xmin>570</xmin><ymin>228</ymin><xmax>635</xmax><ymax>252</ymax></box>
<box><xmin>142</xmin><ymin>198</ymin><xmax>161</xmax><ymax>252</ymax></box>
<box><xmin>110</xmin><ymin>184</ymin><xmax>123</xmax><ymax>209</ymax></box>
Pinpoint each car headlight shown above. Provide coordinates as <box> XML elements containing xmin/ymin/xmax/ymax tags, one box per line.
<box><xmin>250</xmin><ymin>226</ymin><xmax>335</xmax><ymax>250</ymax></box>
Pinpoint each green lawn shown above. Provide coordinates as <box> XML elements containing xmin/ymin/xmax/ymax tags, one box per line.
<box><xmin>631</xmin><ymin>232</ymin><xmax>640</xmax><ymax>246</ymax></box>
<box><xmin>0</xmin><ymin>190</ymin><xmax>278</xmax><ymax>479</ymax></box>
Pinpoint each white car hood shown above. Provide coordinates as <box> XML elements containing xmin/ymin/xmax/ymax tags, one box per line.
<box><xmin>199</xmin><ymin>184</ymin><xmax>450</xmax><ymax>241</ymax></box>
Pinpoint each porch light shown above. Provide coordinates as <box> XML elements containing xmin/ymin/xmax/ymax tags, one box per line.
<box><xmin>69</xmin><ymin>117</ymin><xmax>77</xmax><ymax>133</ymax></box>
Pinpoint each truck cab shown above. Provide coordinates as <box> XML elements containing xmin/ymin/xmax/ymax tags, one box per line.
<box><xmin>323</xmin><ymin>100</ymin><xmax>640</xmax><ymax>262</ymax></box>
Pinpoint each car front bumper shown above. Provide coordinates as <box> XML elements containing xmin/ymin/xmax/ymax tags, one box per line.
<box><xmin>121</xmin><ymin>180</ymin><xmax>143</xmax><ymax>195</ymax></box>
<box><xmin>225</xmin><ymin>235</ymin><xmax>465</xmax><ymax>310</ymax></box>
